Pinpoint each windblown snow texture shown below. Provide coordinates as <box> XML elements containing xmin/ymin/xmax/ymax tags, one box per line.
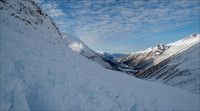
<box><xmin>0</xmin><ymin>0</ymin><xmax>199</xmax><ymax>110</ymax></box>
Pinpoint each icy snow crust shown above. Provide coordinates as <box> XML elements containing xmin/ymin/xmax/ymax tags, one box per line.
<box><xmin>0</xmin><ymin>0</ymin><xmax>199</xmax><ymax>110</ymax></box>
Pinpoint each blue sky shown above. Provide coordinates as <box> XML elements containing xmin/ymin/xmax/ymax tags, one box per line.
<box><xmin>35</xmin><ymin>0</ymin><xmax>199</xmax><ymax>53</ymax></box>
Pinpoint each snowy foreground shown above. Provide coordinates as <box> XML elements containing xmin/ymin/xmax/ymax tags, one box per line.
<box><xmin>0</xmin><ymin>0</ymin><xmax>199</xmax><ymax>110</ymax></box>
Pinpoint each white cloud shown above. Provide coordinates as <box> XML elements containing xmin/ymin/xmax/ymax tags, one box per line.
<box><xmin>41</xmin><ymin>3</ymin><xmax>66</xmax><ymax>18</ymax></box>
<box><xmin>41</xmin><ymin>3</ymin><xmax>55</xmax><ymax>9</ymax></box>
<box><xmin>48</xmin><ymin>9</ymin><xmax>65</xmax><ymax>18</ymax></box>
<box><xmin>40</xmin><ymin>0</ymin><xmax>200</xmax><ymax>51</ymax></box>
<box><xmin>34</xmin><ymin>0</ymin><xmax>44</xmax><ymax>4</ymax></box>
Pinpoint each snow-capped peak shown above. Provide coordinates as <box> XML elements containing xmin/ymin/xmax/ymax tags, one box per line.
<box><xmin>168</xmin><ymin>33</ymin><xmax>199</xmax><ymax>47</ymax></box>
<box><xmin>120</xmin><ymin>33</ymin><xmax>199</xmax><ymax>70</ymax></box>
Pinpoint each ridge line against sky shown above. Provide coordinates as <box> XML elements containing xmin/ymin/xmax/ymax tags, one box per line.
<box><xmin>34</xmin><ymin>0</ymin><xmax>199</xmax><ymax>53</ymax></box>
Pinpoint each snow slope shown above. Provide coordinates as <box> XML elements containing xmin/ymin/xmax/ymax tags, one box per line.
<box><xmin>119</xmin><ymin>34</ymin><xmax>200</xmax><ymax>70</ymax></box>
<box><xmin>0</xmin><ymin>0</ymin><xmax>199</xmax><ymax>110</ymax></box>
<box><xmin>136</xmin><ymin>41</ymin><xmax>200</xmax><ymax>94</ymax></box>
<box><xmin>119</xmin><ymin>44</ymin><xmax>170</xmax><ymax>70</ymax></box>
<box><xmin>62</xmin><ymin>33</ymin><xmax>112</xmax><ymax>69</ymax></box>
<box><xmin>154</xmin><ymin>34</ymin><xmax>199</xmax><ymax>64</ymax></box>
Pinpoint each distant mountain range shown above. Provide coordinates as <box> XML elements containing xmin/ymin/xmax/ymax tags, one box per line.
<box><xmin>135</xmin><ymin>34</ymin><xmax>200</xmax><ymax>94</ymax></box>
<box><xmin>95</xmin><ymin>51</ymin><xmax>129</xmax><ymax>61</ymax></box>
<box><xmin>62</xmin><ymin>33</ymin><xmax>137</xmax><ymax>73</ymax></box>
<box><xmin>66</xmin><ymin>32</ymin><xmax>199</xmax><ymax>94</ymax></box>
<box><xmin>119</xmin><ymin>34</ymin><xmax>199</xmax><ymax>71</ymax></box>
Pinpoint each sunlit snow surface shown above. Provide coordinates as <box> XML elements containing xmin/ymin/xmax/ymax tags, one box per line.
<box><xmin>62</xmin><ymin>33</ymin><xmax>112</xmax><ymax>69</ymax></box>
<box><xmin>133</xmin><ymin>34</ymin><xmax>200</xmax><ymax>94</ymax></box>
<box><xmin>133</xmin><ymin>34</ymin><xmax>200</xmax><ymax>65</ymax></box>
<box><xmin>0</xmin><ymin>0</ymin><xmax>199</xmax><ymax>110</ymax></box>
<box><xmin>154</xmin><ymin>34</ymin><xmax>200</xmax><ymax>65</ymax></box>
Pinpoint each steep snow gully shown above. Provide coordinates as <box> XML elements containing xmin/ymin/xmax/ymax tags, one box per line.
<box><xmin>0</xmin><ymin>0</ymin><xmax>199</xmax><ymax>110</ymax></box>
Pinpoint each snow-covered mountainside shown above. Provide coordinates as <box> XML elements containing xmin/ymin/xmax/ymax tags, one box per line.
<box><xmin>119</xmin><ymin>34</ymin><xmax>200</xmax><ymax>71</ymax></box>
<box><xmin>1</xmin><ymin>0</ymin><xmax>199</xmax><ymax>110</ymax></box>
<box><xmin>119</xmin><ymin>44</ymin><xmax>170</xmax><ymax>70</ymax></box>
<box><xmin>62</xmin><ymin>33</ymin><xmax>112</xmax><ymax>69</ymax></box>
<box><xmin>135</xmin><ymin>41</ymin><xmax>200</xmax><ymax>94</ymax></box>
<box><xmin>62</xmin><ymin>33</ymin><xmax>134</xmax><ymax>73</ymax></box>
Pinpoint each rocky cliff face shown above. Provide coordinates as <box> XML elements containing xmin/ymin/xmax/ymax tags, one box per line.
<box><xmin>0</xmin><ymin>0</ymin><xmax>61</xmax><ymax>36</ymax></box>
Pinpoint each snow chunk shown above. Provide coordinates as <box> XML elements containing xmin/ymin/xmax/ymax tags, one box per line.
<box><xmin>68</xmin><ymin>42</ymin><xmax>84</xmax><ymax>53</ymax></box>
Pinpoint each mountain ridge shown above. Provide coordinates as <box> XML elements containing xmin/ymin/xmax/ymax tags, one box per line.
<box><xmin>119</xmin><ymin>34</ymin><xmax>199</xmax><ymax>70</ymax></box>
<box><xmin>135</xmin><ymin>41</ymin><xmax>200</xmax><ymax>94</ymax></box>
